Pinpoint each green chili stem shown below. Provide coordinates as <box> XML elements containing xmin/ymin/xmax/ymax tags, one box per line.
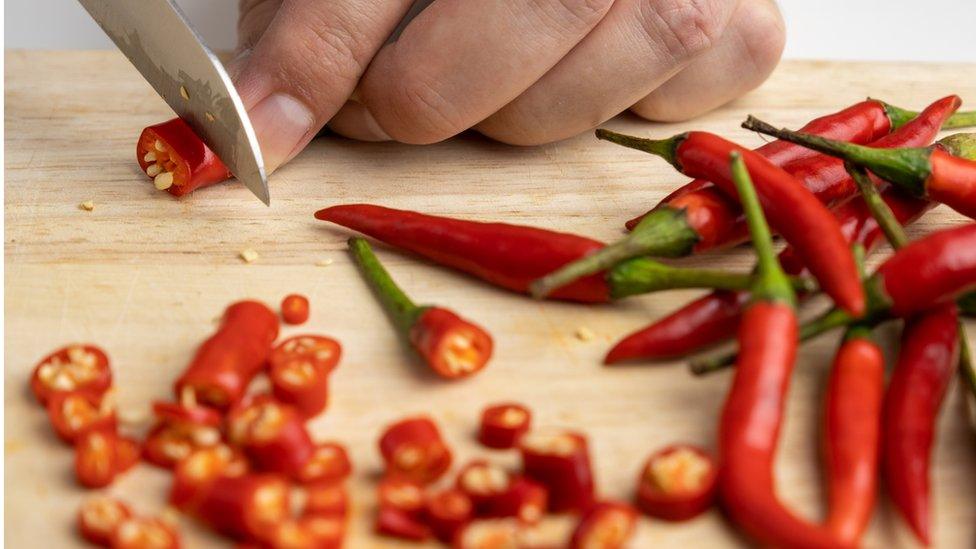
<box><xmin>348</xmin><ymin>237</ymin><xmax>423</xmax><ymax>334</ymax></box>
<box><xmin>943</xmin><ymin>111</ymin><xmax>976</xmax><ymax>130</ymax></box>
<box><xmin>880</xmin><ymin>102</ymin><xmax>976</xmax><ymax>131</ymax></box>
<box><xmin>846</xmin><ymin>163</ymin><xmax>909</xmax><ymax>248</ymax></box>
<box><xmin>594</xmin><ymin>129</ymin><xmax>685</xmax><ymax>169</ymax></box>
<box><xmin>937</xmin><ymin>133</ymin><xmax>976</xmax><ymax>160</ymax></box>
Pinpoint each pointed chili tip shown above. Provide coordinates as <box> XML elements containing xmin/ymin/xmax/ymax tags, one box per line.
<box><xmin>313</xmin><ymin>207</ymin><xmax>334</xmax><ymax>220</ymax></box>
<box><xmin>602</xmin><ymin>345</ymin><xmax>630</xmax><ymax>365</ymax></box>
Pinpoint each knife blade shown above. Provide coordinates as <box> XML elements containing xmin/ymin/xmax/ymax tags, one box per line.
<box><xmin>77</xmin><ymin>0</ymin><xmax>270</xmax><ymax>205</ymax></box>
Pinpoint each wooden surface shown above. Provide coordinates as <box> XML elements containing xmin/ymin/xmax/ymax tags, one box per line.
<box><xmin>5</xmin><ymin>51</ymin><xmax>976</xmax><ymax>548</ymax></box>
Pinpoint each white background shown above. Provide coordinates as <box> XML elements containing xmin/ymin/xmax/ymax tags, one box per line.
<box><xmin>5</xmin><ymin>0</ymin><xmax>976</xmax><ymax>62</ymax></box>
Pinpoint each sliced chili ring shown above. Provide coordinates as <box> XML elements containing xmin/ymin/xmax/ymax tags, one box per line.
<box><xmin>425</xmin><ymin>488</ymin><xmax>474</xmax><ymax>543</ymax></box>
<box><xmin>110</xmin><ymin>515</ymin><xmax>181</xmax><ymax>549</ymax></box>
<box><xmin>170</xmin><ymin>444</ymin><xmax>249</xmax><ymax>513</ymax></box>
<box><xmin>116</xmin><ymin>436</ymin><xmax>142</xmax><ymax>474</ymax></box>
<box><xmin>478</xmin><ymin>403</ymin><xmax>531</xmax><ymax>449</ymax></box>
<box><xmin>46</xmin><ymin>390</ymin><xmax>116</xmax><ymax>444</ymax></box>
<box><xmin>77</xmin><ymin>496</ymin><xmax>132</xmax><ymax>546</ymax></box>
<box><xmin>378</xmin><ymin>476</ymin><xmax>426</xmax><ymax>517</ymax></box>
<box><xmin>635</xmin><ymin>444</ymin><xmax>717</xmax><ymax>521</ymax></box>
<box><xmin>569</xmin><ymin>501</ymin><xmax>638</xmax><ymax>549</ymax></box>
<box><xmin>269</xmin><ymin>359</ymin><xmax>330</xmax><ymax>419</ymax></box>
<box><xmin>226</xmin><ymin>395</ymin><xmax>315</xmax><ymax>478</ymax></box>
<box><xmin>456</xmin><ymin>460</ymin><xmax>512</xmax><ymax>511</ymax></box>
<box><xmin>153</xmin><ymin>399</ymin><xmax>223</xmax><ymax>429</ymax></box>
<box><xmin>376</xmin><ymin>506</ymin><xmax>432</xmax><ymax>542</ymax></box>
<box><xmin>137</xmin><ymin>117</ymin><xmax>231</xmax><ymax>196</ymax></box>
<box><xmin>453</xmin><ymin>518</ymin><xmax>520</xmax><ymax>549</ymax></box>
<box><xmin>195</xmin><ymin>473</ymin><xmax>291</xmax><ymax>541</ymax></box>
<box><xmin>74</xmin><ymin>428</ymin><xmax>120</xmax><ymax>489</ymax></box>
<box><xmin>519</xmin><ymin>429</ymin><xmax>595</xmax><ymax>513</ymax></box>
<box><xmin>302</xmin><ymin>481</ymin><xmax>349</xmax><ymax>519</ymax></box>
<box><xmin>143</xmin><ymin>421</ymin><xmax>222</xmax><ymax>470</ymax></box>
<box><xmin>297</xmin><ymin>442</ymin><xmax>352</xmax><ymax>484</ymax></box>
<box><xmin>378</xmin><ymin>416</ymin><xmax>452</xmax><ymax>484</ymax></box>
<box><xmin>483</xmin><ymin>476</ymin><xmax>548</xmax><ymax>524</ymax></box>
<box><xmin>281</xmin><ymin>294</ymin><xmax>311</xmax><ymax>325</ymax></box>
<box><xmin>517</xmin><ymin>517</ymin><xmax>577</xmax><ymax>549</ymax></box>
<box><xmin>30</xmin><ymin>344</ymin><xmax>111</xmax><ymax>405</ymax></box>
<box><xmin>265</xmin><ymin>515</ymin><xmax>346</xmax><ymax>549</ymax></box>
<box><xmin>410</xmin><ymin>307</ymin><xmax>493</xmax><ymax>379</ymax></box>
<box><xmin>270</xmin><ymin>335</ymin><xmax>342</xmax><ymax>376</ymax></box>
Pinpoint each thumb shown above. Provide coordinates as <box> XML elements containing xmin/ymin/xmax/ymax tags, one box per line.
<box><xmin>233</xmin><ymin>0</ymin><xmax>414</xmax><ymax>172</ymax></box>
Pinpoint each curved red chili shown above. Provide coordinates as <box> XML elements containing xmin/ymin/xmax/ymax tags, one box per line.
<box><xmin>378</xmin><ymin>416</ymin><xmax>453</xmax><ymax>484</ymax></box>
<box><xmin>718</xmin><ymin>153</ymin><xmax>847</xmax><ymax>548</ymax></box>
<box><xmin>226</xmin><ymin>395</ymin><xmax>316</xmax><ymax>479</ymax></box>
<box><xmin>883</xmin><ymin>303</ymin><xmax>959</xmax><ymax>545</ymax></box>
<box><xmin>349</xmin><ymin>237</ymin><xmax>493</xmax><ymax>379</ymax></box>
<box><xmin>175</xmin><ymin>300</ymin><xmax>279</xmax><ymax>409</ymax></box>
<box><xmin>635</xmin><ymin>444</ymin><xmax>717</xmax><ymax>521</ymax></box>
<box><xmin>823</xmin><ymin>327</ymin><xmax>883</xmax><ymax>546</ymax></box>
<box><xmin>519</xmin><ymin>429</ymin><xmax>594</xmax><ymax>513</ymax></box>
<box><xmin>137</xmin><ymin>117</ymin><xmax>231</xmax><ymax>196</ymax></box>
<box><xmin>280</xmin><ymin>294</ymin><xmax>310</xmax><ymax>325</ymax></box>
<box><xmin>478</xmin><ymin>403</ymin><xmax>532</xmax><ymax>449</ymax></box>
<box><xmin>30</xmin><ymin>344</ymin><xmax>112</xmax><ymax>406</ymax></box>
<box><xmin>564</xmin><ymin>130</ymin><xmax>865</xmax><ymax>316</ymax></box>
<box><xmin>316</xmin><ymin>204</ymin><xmax>610</xmax><ymax>303</ymax></box>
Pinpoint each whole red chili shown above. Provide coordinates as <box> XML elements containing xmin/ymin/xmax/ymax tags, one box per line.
<box><xmin>519</xmin><ymin>429</ymin><xmax>595</xmax><ymax>513</ymax></box>
<box><xmin>110</xmin><ymin>516</ymin><xmax>181</xmax><ymax>549</ymax></box>
<box><xmin>718</xmin><ymin>153</ymin><xmax>847</xmax><ymax>548</ymax></box>
<box><xmin>545</xmin><ymin>129</ymin><xmax>864</xmax><ymax>317</ymax></box>
<box><xmin>281</xmin><ymin>294</ymin><xmax>310</xmax><ymax>325</ymax></box>
<box><xmin>137</xmin><ymin>117</ymin><xmax>231</xmax><ymax>196</ymax></box>
<box><xmin>635</xmin><ymin>444</ymin><xmax>717</xmax><ymax>521</ymax></box>
<box><xmin>425</xmin><ymin>488</ymin><xmax>474</xmax><ymax>543</ymax></box>
<box><xmin>569</xmin><ymin>501</ymin><xmax>638</xmax><ymax>549</ymax></box>
<box><xmin>883</xmin><ymin>303</ymin><xmax>960</xmax><ymax>545</ymax></box>
<box><xmin>194</xmin><ymin>472</ymin><xmax>291</xmax><ymax>541</ymax></box>
<box><xmin>169</xmin><ymin>444</ymin><xmax>249</xmax><ymax>514</ymax></box>
<box><xmin>46</xmin><ymin>390</ymin><xmax>116</xmax><ymax>444</ymax></box>
<box><xmin>823</xmin><ymin>327</ymin><xmax>884</xmax><ymax>546</ymax></box>
<box><xmin>30</xmin><ymin>344</ymin><xmax>112</xmax><ymax>406</ymax></box>
<box><xmin>378</xmin><ymin>416</ymin><xmax>453</xmax><ymax>484</ymax></box>
<box><xmin>175</xmin><ymin>300</ymin><xmax>279</xmax><ymax>409</ymax></box>
<box><xmin>349</xmin><ymin>237</ymin><xmax>493</xmax><ymax>379</ymax></box>
<box><xmin>744</xmin><ymin>113</ymin><xmax>976</xmax><ymax>218</ymax></box>
<box><xmin>78</xmin><ymin>496</ymin><xmax>132</xmax><ymax>546</ymax></box>
<box><xmin>226</xmin><ymin>395</ymin><xmax>316</xmax><ymax>479</ymax></box>
<box><xmin>478</xmin><ymin>402</ymin><xmax>531</xmax><ymax>449</ymax></box>
<box><xmin>268</xmin><ymin>335</ymin><xmax>341</xmax><ymax>418</ymax></box>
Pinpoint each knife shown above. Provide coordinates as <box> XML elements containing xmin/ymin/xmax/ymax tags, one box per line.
<box><xmin>78</xmin><ymin>0</ymin><xmax>436</xmax><ymax>206</ymax></box>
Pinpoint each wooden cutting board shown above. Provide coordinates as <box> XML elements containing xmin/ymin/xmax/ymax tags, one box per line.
<box><xmin>5</xmin><ymin>51</ymin><xmax>975</xmax><ymax>548</ymax></box>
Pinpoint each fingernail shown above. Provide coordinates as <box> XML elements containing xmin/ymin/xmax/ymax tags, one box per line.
<box><xmin>248</xmin><ymin>93</ymin><xmax>315</xmax><ymax>172</ymax></box>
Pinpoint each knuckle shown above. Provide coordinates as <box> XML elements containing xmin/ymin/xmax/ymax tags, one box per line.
<box><xmin>369</xmin><ymin>71</ymin><xmax>466</xmax><ymax>144</ymax></box>
<box><xmin>735</xmin><ymin>1</ymin><xmax>786</xmax><ymax>75</ymax></box>
<box><xmin>636</xmin><ymin>0</ymin><xmax>727</xmax><ymax>60</ymax></box>
<box><xmin>537</xmin><ymin>0</ymin><xmax>615</xmax><ymax>31</ymax></box>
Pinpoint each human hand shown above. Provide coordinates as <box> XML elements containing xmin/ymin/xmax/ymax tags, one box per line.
<box><xmin>233</xmin><ymin>0</ymin><xmax>785</xmax><ymax>172</ymax></box>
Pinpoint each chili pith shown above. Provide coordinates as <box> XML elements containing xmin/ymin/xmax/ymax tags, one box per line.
<box><xmin>137</xmin><ymin>117</ymin><xmax>231</xmax><ymax>196</ymax></box>
<box><xmin>635</xmin><ymin>444</ymin><xmax>717</xmax><ymax>521</ymax></box>
<box><xmin>542</xmin><ymin>129</ymin><xmax>864</xmax><ymax>316</ymax></box>
<box><xmin>31</xmin><ymin>344</ymin><xmax>112</xmax><ymax>406</ymax></box>
<box><xmin>718</xmin><ymin>153</ymin><xmax>847</xmax><ymax>548</ymax></box>
<box><xmin>143</xmin><ymin>398</ymin><xmax>223</xmax><ymax>469</ymax></box>
<box><xmin>349</xmin><ymin>237</ymin><xmax>493</xmax><ymax>379</ymax></box>
<box><xmin>46</xmin><ymin>390</ymin><xmax>116</xmax><ymax>444</ymax></box>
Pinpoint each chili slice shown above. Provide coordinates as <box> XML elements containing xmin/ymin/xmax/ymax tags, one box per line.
<box><xmin>378</xmin><ymin>416</ymin><xmax>453</xmax><ymax>484</ymax></box>
<box><xmin>297</xmin><ymin>442</ymin><xmax>352</xmax><ymax>484</ymax></box>
<box><xmin>170</xmin><ymin>444</ymin><xmax>249</xmax><ymax>514</ymax></box>
<box><xmin>30</xmin><ymin>344</ymin><xmax>112</xmax><ymax>406</ymax></box>
<box><xmin>376</xmin><ymin>476</ymin><xmax>431</xmax><ymax>541</ymax></box>
<box><xmin>280</xmin><ymin>294</ymin><xmax>310</xmax><ymax>325</ymax></box>
<box><xmin>46</xmin><ymin>390</ymin><xmax>116</xmax><ymax>444</ymax></box>
<box><xmin>569</xmin><ymin>501</ymin><xmax>638</xmax><ymax>549</ymax></box>
<box><xmin>453</xmin><ymin>518</ymin><xmax>520</xmax><ymax>549</ymax></box>
<box><xmin>268</xmin><ymin>336</ymin><xmax>341</xmax><ymax>418</ymax></box>
<box><xmin>303</xmin><ymin>481</ymin><xmax>349</xmax><ymax>519</ymax></box>
<box><xmin>478</xmin><ymin>403</ymin><xmax>531</xmax><ymax>449</ymax></box>
<box><xmin>136</xmin><ymin>117</ymin><xmax>231</xmax><ymax>196</ymax></box>
<box><xmin>194</xmin><ymin>473</ymin><xmax>291</xmax><ymax>541</ymax></box>
<box><xmin>635</xmin><ymin>445</ymin><xmax>717</xmax><ymax>521</ymax></box>
<box><xmin>110</xmin><ymin>516</ymin><xmax>181</xmax><ymax>549</ymax></box>
<box><xmin>425</xmin><ymin>488</ymin><xmax>475</xmax><ymax>543</ymax></box>
<box><xmin>143</xmin><ymin>398</ymin><xmax>223</xmax><ymax>469</ymax></box>
<box><xmin>457</xmin><ymin>460</ymin><xmax>512</xmax><ymax>512</ymax></box>
<box><xmin>264</xmin><ymin>515</ymin><xmax>345</xmax><ymax>549</ymax></box>
<box><xmin>116</xmin><ymin>436</ymin><xmax>142</xmax><ymax>474</ymax></box>
<box><xmin>75</xmin><ymin>428</ymin><xmax>122</xmax><ymax>489</ymax></box>
<box><xmin>226</xmin><ymin>395</ymin><xmax>316</xmax><ymax>479</ymax></box>
<box><xmin>519</xmin><ymin>429</ymin><xmax>595</xmax><ymax>513</ymax></box>
<box><xmin>78</xmin><ymin>496</ymin><xmax>133</xmax><ymax>546</ymax></box>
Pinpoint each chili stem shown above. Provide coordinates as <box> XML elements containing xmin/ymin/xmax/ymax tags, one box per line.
<box><xmin>348</xmin><ymin>237</ymin><xmax>424</xmax><ymax>334</ymax></box>
<box><xmin>593</xmin><ymin>129</ymin><xmax>685</xmax><ymax>168</ymax></box>
<box><xmin>880</xmin><ymin>102</ymin><xmax>976</xmax><ymax>131</ymax></box>
<box><xmin>943</xmin><ymin>111</ymin><xmax>976</xmax><ymax>130</ymax></box>
<box><xmin>846</xmin><ymin>163</ymin><xmax>909</xmax><ymax>248</ymax></box>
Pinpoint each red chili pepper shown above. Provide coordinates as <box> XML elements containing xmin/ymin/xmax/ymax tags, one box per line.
<box><xmin>143</xmin><ymin>399</ymin><xmax>223</xmax><ymax>469</ymax></box>
<box><xmin>263</xmin><ymin>515</ymin><xmax>345</xmax><ymax>548</ymax></box>
<box><xmin>303</xmin><ymin>481</ymin><xmax>349</xmax><ymax>519</ymax></box>
<box><xmin>718</xmin><ymin>153</ymin><xmax>847</xmax><ymax>548</ymax></box>
<box><xmin>349</xmin><ymin>237</ymin><xmax>493</xmax><ymax>379</ymax></box>
<box><xmin>297</xmin><ymin>441</ymin><xmax>352</xmax><ymax>484</ymax></box>
<box><xmin>226</xmin><ymin>395</ymin><xmax>316</xmax><ymax>478</ymax></box>
<box><xmin>75</xmin><ymin>428</ymin><xmax>125</xmax><ymax>489</ymax></box>
<box><xmin>116</xmin><ymin>436</ymin><xmax>142</xmax><ymax>474</ymax></box>
<box><xmin>478</xmin><ymin>403</ymin><xmax>532</xmax><ymax>449</ymax></box>
<box><xmin>195</xmin><ymin>473</ymin><xmax>291</xmax><ymax>541</ymax></box>
<box><xmin>376</xmin><ymin>505</ymin><xmax>432</xmax><ymax>541</ymax></box>
<box><xmin>744</xmin><ymin>111</ymin><xmax>976</xmax><ymax>219</ymax></box>
<box><xmin>519</xmin><ymin>429</ymin><xmax>595</xmax><ymax>513</ymax></box>
<box><xmin>170</xmin><ymin>444</ymin><xmax>249</xmax><ymax>514</ymax></box>
<box><xmin>376</xmin><ymin>476</ymin><xmax>431</xmax><ymax>541</ymax></box>
<box><xmin>823</xmin><ymin>327</ymin><xmax>883</xmax><ymax>546</ymax></box>
<box><xmin>883</xmin><ymin>303</ymin><xmax>959</xmax><ymax>545</ymax></box>
<box><xmin>78</xmin><ymin>496</ymin><xmax>133</xmax><ymax>546</ymax></box>
<box><xmin>281</xmin><ymin>294</ymin><xmax>310</xmax><ymax>325</ymax></box>
<box><xmin>30</xmin><ymin>344</ymin><xmax>112</xmax><ymax>406</ymax></box>
<box><xmin>110</xmin><ymin>516</ymin><xmax>181</xmax><ymax>549</ymax></box>
<box><xmin>553</xmin><ymin>130</ymin><xmax>864</xmax><ymax>317</ymax></box>
<box><xmin>378</xmin><ymin>416</ymin><xmax>453</xmax><ymax>484</ymax></box>
<box><xmin>425</xmin><ymin>488</ymin><xmax>475</xmax><ymax>543</ymax></box>
<box><xmin>175</xmin><ymin>300</ymin><xmax>279</xmax><ymax>409</ymax></box>
<box><xmin>635</xmin><ymin>444</ymin><xmax>717</xmax><ymax>521</ymax></box>
<box><xmin>453</xmin><ymin>519</ymin><xmax>521</xmax><ymax>549</ymax></box>
<box><xmin>457</xmin><ymin>460</ymin><xmax>546</xmax><ymax>522</ymax></box>
<box><xmin>569</xmin><ymin>501</ymin><xmax>638</xmax><ymax>549</ymax></box>
<box><xmin>137</xmin><ymin>117</ymin><xmax>231</xmax><ymax>196</ymax></box>
<box><xmin>317</xmin><ymin>204</ymin><xmax>610</xmax><ymax>303</ymax></box>
<box><xmin>269</xmin><ymin>335</ymin><xmax>340</xmax><ymax>418</ymax></box>
<box><xmin>46</xmin><ymin>390</ymin><xmax>116</xmax><ymax>444</ymax></box>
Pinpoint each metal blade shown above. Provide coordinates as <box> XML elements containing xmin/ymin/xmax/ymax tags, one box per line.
<box><xmin>77</xmin><ymin>0</ymin><xmax>270</xmax><ymax>204</ymax></box>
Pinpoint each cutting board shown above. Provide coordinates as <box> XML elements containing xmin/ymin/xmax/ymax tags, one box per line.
<box><xmin>5</xmin><ymin>51</ymin><xmax>975</xmax><ymax>548</ymax></box>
